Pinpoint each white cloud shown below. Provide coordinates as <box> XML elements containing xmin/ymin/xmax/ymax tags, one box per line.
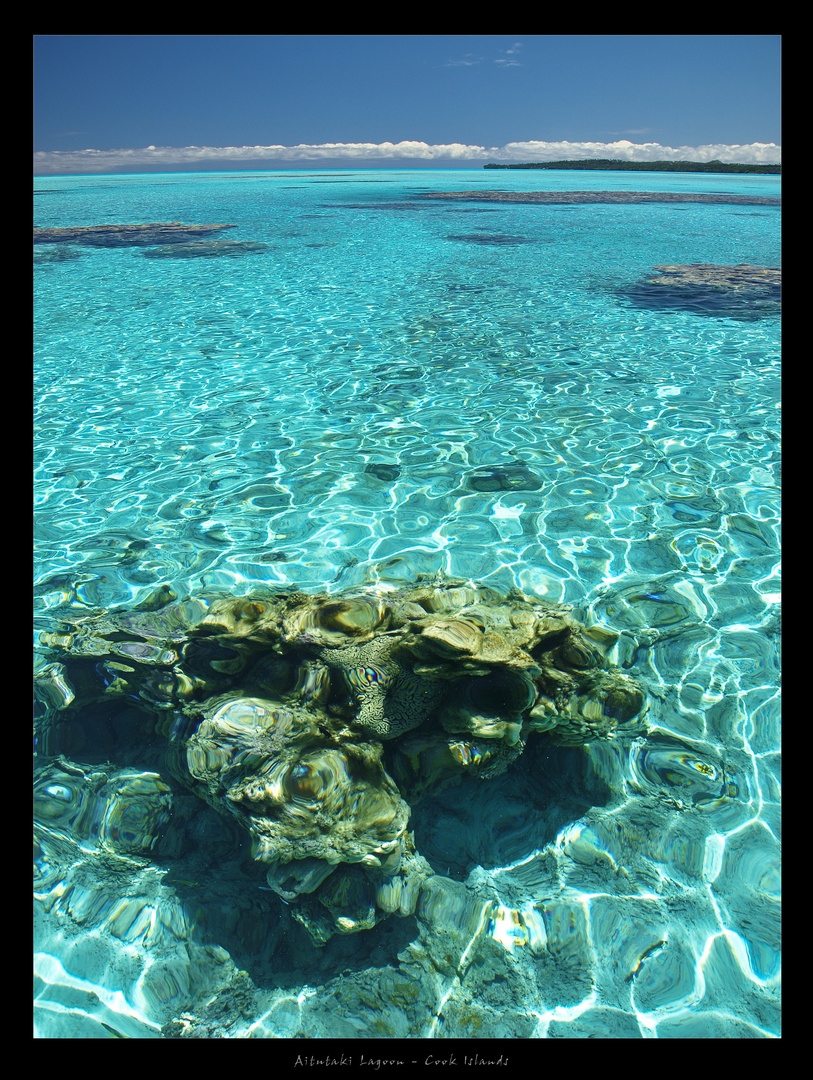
<box><xmin>443</xmin><ymin>54</ymin><xmax>483</xmax><ymax>67</ymax></box>
<box><xmin>444</xmin><ymin>41</ymin><xmax>523</xmax><ymax>67</ymax></box>
<box><xmin>495</xmin><ymin>42</ymin><xmax>523</xmax><ymax>66</ymax></box>
<box><xmin>33</xmin><ymin>138</ymin><xmax>782</xmax><ymax>175</ymax></box>
<box><xmin>499</xmin><ymin>139</ymin><xmax>782</xmax><ymax>164</ymax></box>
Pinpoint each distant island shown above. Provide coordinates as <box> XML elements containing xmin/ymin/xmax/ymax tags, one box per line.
<box><xmin>484</xmin><ymin>159</ymin><xmax>781</xmax><ymax>175</ymax></box>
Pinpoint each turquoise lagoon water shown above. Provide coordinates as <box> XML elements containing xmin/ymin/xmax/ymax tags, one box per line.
<box><xmin>34</xmin><ymin>168</ymin><xmax>781</xmax><ymax>1038</ymax></box>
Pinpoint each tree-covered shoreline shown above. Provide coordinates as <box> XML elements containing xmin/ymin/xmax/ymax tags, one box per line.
<box><xmin>484</xmin><ymin>159</ymin><xmax>781</xmax><ymax>175</ymax></box>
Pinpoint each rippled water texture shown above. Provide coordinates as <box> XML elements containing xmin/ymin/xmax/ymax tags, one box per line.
<box><xmin>34</xmin><ymin>168</ymin><xmax>780</xmax><ymax>1038</ymax></box>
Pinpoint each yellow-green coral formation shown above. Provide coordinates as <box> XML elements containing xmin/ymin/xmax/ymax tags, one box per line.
<box><xmin>36</xmin><ymin>579</ymin><xmax>647</xmax><ymax>944</ymax></box>
<box><xmin>185</xmin><ymin>693</ymin><xmax>411</xmax><ymax>871</ymax></box>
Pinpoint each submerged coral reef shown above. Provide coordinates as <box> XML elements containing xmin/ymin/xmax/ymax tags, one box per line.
<box><xmin>33</xmin><ymin>222</ymin><xmax>239</xmax><ymax>247</ymax></box>
<box><xmin>36</xmin><ymin>580</ymin><xmax>646</xmax><ymax>946</ymax></box>
<box><xmin>32</xmin><ymin>222</ymin><xmax>271</xmax><ymax>262</ymax></box>
<box><xmin>418</xmin><ymin>191</ymin><xmax>781</xmax><ymax>207</ymax></box>
<box><xmin>618</xmin><ymin>263</ymin><xmax>781</xmax><ymax>320</ymax></box>
<box><xmin>142</xmin><ymin>239</ymin><xmax>270</xmax><ymax>258</ymax></box>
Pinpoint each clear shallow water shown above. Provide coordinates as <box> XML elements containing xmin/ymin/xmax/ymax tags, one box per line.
<box><xmin>34</xmin><ymin>169</ymin><xmax>780</xmax><ymax>1038</ymax></box>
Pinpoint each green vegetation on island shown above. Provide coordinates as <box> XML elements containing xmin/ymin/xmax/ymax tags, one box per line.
<box><xmin>484</xmin><ymin>159</ymin><xmax>781</xmax><ymax>175</ymax></box>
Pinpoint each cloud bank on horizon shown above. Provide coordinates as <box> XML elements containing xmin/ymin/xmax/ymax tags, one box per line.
<box><xmin>34</xmin><ymin>138</ymin><xmax>781</xmax><ymax>175</ymax></box>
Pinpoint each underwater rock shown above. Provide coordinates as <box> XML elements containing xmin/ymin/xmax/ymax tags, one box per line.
<box><xmin>33</xmin><ymin>765</ymin><xmax>176</xmax><ymax>857</ymax></box>
<box><xmin>364</xmin><ymin>463</ymin><xmax>401</xmax><ymax>482</ymax></box>
<box><xmin>618</xmin><ymin>263</ymin><xmax>781</xmax><ymax>320</ymax></box>
<box><xmin>538</xmin><ymin>671</ymin><xmax>647</xmax><ymax>745</ymax></box>
<box><xmin>280</xmin><ymin>594</ymin><xmax>391</xmax><ymax>648</ymax></box>
<box><xmin>292</xmin><ymin>864</ymin><xmax>379</xmax><ymax>943</ymax></box>
<box><xmin>33</xmin><ymin>222</ymin><xmax>239</xmax><ymax>247</ymax></box>
<box><xmin>387</xmin><ymin>730</ymin><xmax>525</xmax><ymax>801</ymax></box>
<box><xmin>183</xmin><ymin>694</ymin><xmax>411</xmax><ymax>871</ymax></box>
<box><xmin>440</xmin><ymin>668</ymin><xmax>536</xmax><ymax>741</ymax></box>
<box><xmin>36</xmin><ymin>578</ymin><xmax>648</xmax><ymax>944</ymax></box>
<box><xmin>34</xmin><ymin>663</ymin><xmax>76</xmax><ymax>710</ymax></box>
<box><xmin>467</xmin><ymin>464</ymin><xmax>543</xmax><ymax>492</ymax></box>
<box><xmin>264</xmin><ymin>856</ymin><xmax>337</xmax><ymax>901</ymax></box>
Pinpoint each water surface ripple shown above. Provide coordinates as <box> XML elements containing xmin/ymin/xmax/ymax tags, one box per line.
<box><xmin>34</xmin><ymin>168</ymin><xmax>780</xmax><ymax>1039</ymax></box>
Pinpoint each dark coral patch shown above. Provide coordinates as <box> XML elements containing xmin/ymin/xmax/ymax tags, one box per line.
<box><xmin>618</xmin><ymin>263</ymin><xmax>781</xmax><ymax>321</ymax></box>
<box><xmin>34</xmin><ymin>246</ymin><xmax>82</xmax><ymax>266</ymax></box>
<box><xmin>365</xmin><ymin>463</ymin><xmax>401</xmax><ymax>482</ymax></box>
<box><xmin>143</xmin><ymin>240</ymin><xmax>270</xmax><ymax>259</ymax></box>
<box><xmin>420</xmin><ymin>190</ymin><xmax>781</xmax><ymax>207</ymax></box>
<box><xmin>445</xmin><ymin>232</ymin><xmax>536</xmax><ymax>246</ymax></box>
<box><xmin>467</xmin><ymin>465</ymin><xmax>542</xmax><ymax>492</ymax></box>
<box><xmin>33</xmin><ymin>221</ymin><xmax>239</xmax><ymax>248</ymax></box>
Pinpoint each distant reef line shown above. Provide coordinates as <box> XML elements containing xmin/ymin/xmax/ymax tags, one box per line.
<box><xmin>483</xmin><ymin>159</ymin><xmax>781</xmax><ymax>175</ymax></box>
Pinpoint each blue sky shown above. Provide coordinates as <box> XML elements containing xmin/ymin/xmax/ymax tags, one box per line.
<box><xmin>33</xmin><ymin>35</ymin><xmax>781</xmax><ymax>174</ymax></box>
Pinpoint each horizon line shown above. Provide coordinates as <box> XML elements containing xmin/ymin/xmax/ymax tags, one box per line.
<box><xmin>33</xmin><ymin>138</ymin><xmax>782</xmax><ymax>176</ymax></box>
